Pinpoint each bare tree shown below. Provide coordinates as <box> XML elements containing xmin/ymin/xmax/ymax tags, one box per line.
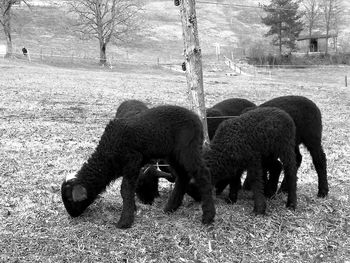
<box><xmin>302</xmin><ymin>0</ymin><xmax>321</xmax><ymax>39</ymax></box>
<box><xmin>321</xmin><ymin>0</ymin><xmax>342</xmax><ymax>54</ymax></box>
<box><xmin>70</xmin><ymin>0</ymin><xmax>144</xmax><ymax>65</ymax></box>
<box><xmin>0</xmin><ymin>0</ymin><xmax>28</xmax><ymax>57</ymax></box>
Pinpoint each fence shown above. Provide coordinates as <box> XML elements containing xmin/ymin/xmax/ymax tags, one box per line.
<box><xmin>6</xmin><ymin>45</ymin><xmax>349</xmax><ymax>87</ymax></box>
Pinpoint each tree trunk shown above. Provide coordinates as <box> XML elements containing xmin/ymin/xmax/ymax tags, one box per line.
<box><xmin>99</xmin><ymin>41</ymin><xmax>107</xmax><ymax>65</ymax></box>
<box><xmin>3</xmin><ymin>7</ymin><xmax>13</xmax><ymax>58</ymax></box>
<box><xmin>324</xmin><ymin>0</ymin><xmax>333</xmax><ymax>56</ymax></box>
<box><xmin>308</xmin><ymin>26</ymin><xmax>312</xmax><ymax>53</ymax></box>
<box><xmin>325</xmin><ymin>31</ymin><xmax>329</xmax><ymax>55</ymax></box>
<box><xmin>278</xmin><ymin>21</ymin><xmax>282</xmax><ymax>56</ymax></box>
<box><xmin>179</xmin><ymin>0</ymin><xmax>209</xmax><ymax>147</ymax></box>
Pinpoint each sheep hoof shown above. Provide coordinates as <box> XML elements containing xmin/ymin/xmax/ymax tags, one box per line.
<box><xmin>164</xmin><ymin>205</ymin><xmax>176</xmax><ymax>213</ymax></box>
<box><xmin>116</xmin><ymin>217</ymin><xmax>133</xmax><ymax>229</ymax></box>
<box><xmin>317</xmin><ymin>189</ymin><xmax>328</xmax><ymax>198</ymax></box>
<box><xmin>225</xmin><ymin>194</ymin><xmax>237</xmax><ymax>204</ymax></box>
<box><xmin>253</xmin><ymin>205</ymin><xmax>266</xmax><ymax>215</ymax></box>
<box><xmin>286</xmin><ymin>201</ymin><xmax>296</xmax><ymax>210</ymax></box>
<box><xmin>202</xmin><ymin>214</ymin><xmax>215</xmax><ymax>225</ymax></box>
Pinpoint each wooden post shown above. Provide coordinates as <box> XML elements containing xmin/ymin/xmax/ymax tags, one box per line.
<box><xmin>178</xmin><ymin>0</ymin><xmax>209</xmax><ymax>146</ymax></box>
<box><xmin>346</xmin><ymin>75</ymin><xmax>348</xmax><ymax>87</ymax></box>
<box><xmin>110</xmin><ymin>56</ymin><xmax>114</xmax><ymax>69</ymax></box>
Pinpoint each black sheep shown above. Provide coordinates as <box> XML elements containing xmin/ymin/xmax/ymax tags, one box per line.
<box><xmin>136</xmin><ymin>98</ymin><xmax>257</xmax><ymax>204</ymax></box>
<box><xmin>190</xmin><ymin>107</ymin><xmax>298</xmax><ymax>214</ymax></box>
<box><xmin>244</xmin><ymin>96</ymin><xmax>328</xmax><ymax>197</ymax></box>
<box><xmin>205</xmin><ymin>98</ymin><xmax>282</xmax><ymax>197</ymax></box>
<box><xmin>207</xmin><ymin>98</ymin><xmax>261</xmax><ymax>195</ymax></box>
<box><xmin>115</xmin><ymin>99</ymin><xmax>148</xmax><ymax>118</ymax></box>
<box><xmin>61</xmin><ymin>105</ymin><xmax>215</xmax><ymax>228</ymax></box>
<box><xmin>207</xmin><ymin>98</ymin><xmax>256</xmax><ymax>140</ymax></box>
<box><xmin>115</xmin><ymin>99</ymin><xmax>176</xmax><ymax>204</ymax></box>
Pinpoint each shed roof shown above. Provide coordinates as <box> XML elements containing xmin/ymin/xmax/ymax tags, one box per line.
<box><xmin>297</xmin><ymin>33</ymin><xmax>338</xmax><ymax>41</ymax></box>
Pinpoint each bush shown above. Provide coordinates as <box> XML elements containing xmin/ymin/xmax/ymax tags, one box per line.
<box><xmin>247</xmin><ymin>52</ymin><xmax>350</xmax><ymax>66</ymax></box>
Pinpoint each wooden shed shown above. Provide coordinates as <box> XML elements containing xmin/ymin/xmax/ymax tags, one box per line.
<box><xmin>296</xmin><ymin>33</ymin><xmax>338</xmax><ymax>53</ymax></box>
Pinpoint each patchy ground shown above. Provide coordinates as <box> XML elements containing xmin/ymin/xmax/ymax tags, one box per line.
<box><xmin>0</xmin><ymin>59</ymin><xmax>349</xmax><ymax>262</ymax></box>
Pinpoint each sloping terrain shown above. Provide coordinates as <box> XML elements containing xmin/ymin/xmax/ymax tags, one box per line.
<box><xmin>1</xmin><ymin>0</ymin><xmax>272</xmax><ymax>62</ymax></box>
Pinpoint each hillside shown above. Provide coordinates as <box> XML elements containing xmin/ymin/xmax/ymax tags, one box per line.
<box><xmin>1</xmin><ymin>0</ymin><xmax>271</xmax><ymax>63</ymax></box>
<box><xmin>1</xmin><ymin>0</ymin><xmax>350</xmax><ymax>65</ymax></box>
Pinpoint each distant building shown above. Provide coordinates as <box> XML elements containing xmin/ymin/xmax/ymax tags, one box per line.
<box><xmin>296</xmin><ymin>33</ymin><xmax>338</xmax><ymax>54</ymax></box>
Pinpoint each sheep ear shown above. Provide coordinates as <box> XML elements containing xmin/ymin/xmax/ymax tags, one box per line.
<box><xmin>72</xmin><ymin>185</ymin><xmax>87</xmax><ymax>202</ymax></box>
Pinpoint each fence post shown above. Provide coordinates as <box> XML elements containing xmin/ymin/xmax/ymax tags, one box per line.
<box><xmin>109</xmin><ymin>57</ymin><xmax>113</xmax><ymax>69</ymax></box>
<box><xmin>157</xmin><ymin>58</ymin><xmax>160</xmax><ymax>67</ymax></box>
<box><xmin>40</xmin><ymin>48</ymin><xmax>43</xmax><ymax>61</ymax></box>
<box><xmin>346</xmin><ymin>75</ymin><xmax>348</xmax><ymax>87</ymax></box>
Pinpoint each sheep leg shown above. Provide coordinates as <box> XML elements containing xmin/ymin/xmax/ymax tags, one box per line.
<box><xmin>226</xmin><ymin>170</ymin><xmax>243</xmax><ymax>203</ymax></box>
<box><xmin>308</xmin><ymin>144</ymin><xmax>328</xmax><ymax>197</ymax></box>
<box><xmin>249</xmin><ymin>164</ymin><xmax>266</xmax><ymax>215</ymax></box>
<box><xmin>116</xmin><ymin>157</ymin><xmax>142</xmax><ymax>229</ymax></box>
<box><xmin>164</xmin><ymin>162</ymin><xmax>189</xmax><ymax>213</ymax></box>
<box><xmin>185</xmin><ymin>178</ymin><xmax>202</xmax><ymax>202</ymax></box>
<box><xmin>178</xmin><ymin>149</ymin><xmax>215</xmax><ymax>225</ymax></box>
<box><xmin>190</xmin><ymin>164</ymin><xmax>216</xmax><ymax>225</ymax></box>
<box><xmin>281</xmin><ymin>151</ymin><xmax>297</xmax><ymax>210</ymax></box>
<box><xmin>265</xmin><ymin>159</ymin><xmax>283</xmax><ymax>198</ymax></box>
<box><xmin>279</xmin><ymin>146</ymin><xmax>302</xmax><ymax>193</ymax></box>
<box><xmin>302</xmin><ymin>137</ymin><xmax>328</xmax><ymax>197</ymax></box>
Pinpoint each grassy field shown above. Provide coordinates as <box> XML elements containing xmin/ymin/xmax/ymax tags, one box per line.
<box><xmin>0</xmin><ymin>59</ymin><xmax>350</xmax><ymax>262</ymax></box>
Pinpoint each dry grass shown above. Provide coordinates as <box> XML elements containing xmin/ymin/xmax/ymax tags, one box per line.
<box><xmin>0</xmin><ymin>59</ymin><xmax>350</xmax><ymax>262</ymax></box>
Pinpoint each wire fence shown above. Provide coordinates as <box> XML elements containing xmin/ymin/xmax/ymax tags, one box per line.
<box><xmin>11</xmin><ymin>50</ymin><xmax>182</xmax><ymax>68</ymax></box>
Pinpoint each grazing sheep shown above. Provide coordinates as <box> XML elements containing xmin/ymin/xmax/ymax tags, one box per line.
<box><xmin>244</xmin><ymin>96</ymin><xmax>328</xmax><ymax>197</ymax></box>
<box><xmin>207</xmin><ymin>98</ymin><xmax>256</xmax><ymax>140</ymax></box>
<box><xmin>136</xmin><ymin>98</ymin><xmax>257</xmax><ymax>204</ymax></box>
<box><xmin>61</xmin><ymin>105</ymin><xmax>215</xmax><ymax>228</ymax></box>
<box><xmin>114</xmin><ymin>99</ymin><xmax>176</xmax><ymax>203</ymax></box>
<box><xmin>189</xmin><ymin>107</ymin><xmax>298</xmax><ymax>214</ymax></box>
<box><xmin>205</xmin><ymin>98</ymin><xmax>282</xmax><ymax>197</ymax></box>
